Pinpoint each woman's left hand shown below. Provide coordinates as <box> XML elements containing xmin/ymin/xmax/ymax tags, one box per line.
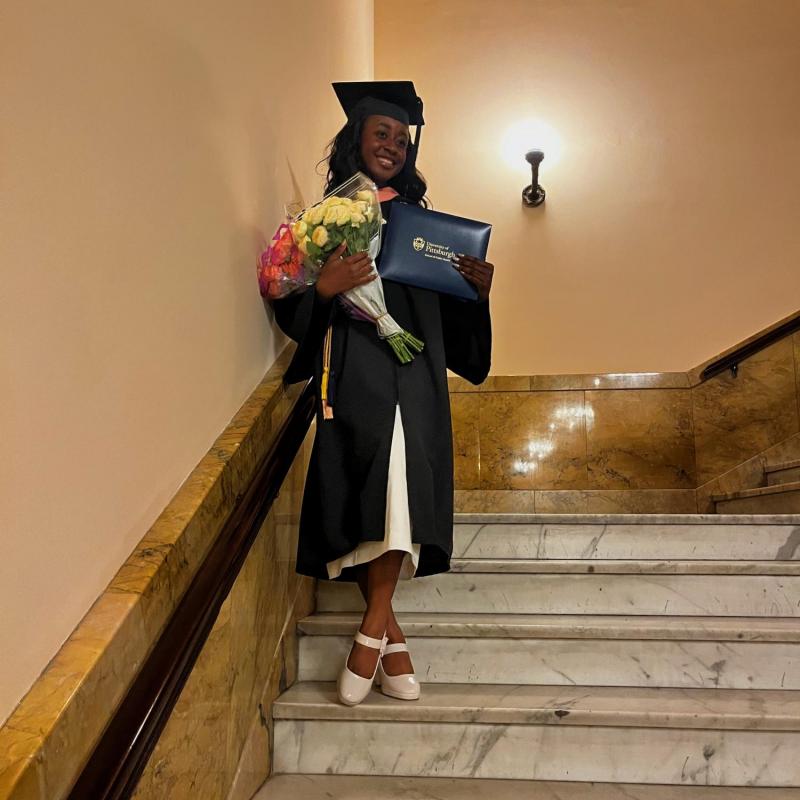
<box><xmin>452</xmin><ymin>254</ymin><xmax>494</xmax><ymax>301</ymax></box>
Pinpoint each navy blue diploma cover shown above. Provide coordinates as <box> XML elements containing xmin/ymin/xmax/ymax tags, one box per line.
<box><xmin>377</xmin><ymin>203</ymin><xmax>492</xmax><ymax>301</ymax></box>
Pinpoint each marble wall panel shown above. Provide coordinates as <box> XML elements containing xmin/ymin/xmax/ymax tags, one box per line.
<box><xmin>585</xmin><ymin>389</ymin><xmax>695</xmax><ymax>489</ymax></box>
<box><xmin>450</xmin><ymin>393</ymin><xmax>480</xmax><ymax>489</ymax></box>
<box><xmin>454</xmin><ymin>490</ymin><xmax>536</xmax><ymax>513</ymax></box>
<box><xmin>534</xmin><ymin>489</ymin><xmax>697</xmax><ymax>514</ymax></box>
<box><xmin>132</xmin><ymin>432</ymin><xmax>315</xmax><ymax>800</ymax></box>
<box><xmin>449</xmin><ymin>326</ymin><xmax>800</xmax><ymax>507</ymax></box>
<box><xmin>693</xmin><ymin>338</ymin><xmax>800</xmax><ymax>485</ymax></box>
<box><xmin>478</xmin><ymin>392</ymin><xmax>588</xmax><ymax>491</ymax></box>
<box><xmin>132</xmin><ymin>595</ymin><xmax>233</xmax><ymax>799</ymax></box>
<box><xmin>794</xmin><ymin>332</ymin><xmax>800</xmax><ymax>422</ymax></box>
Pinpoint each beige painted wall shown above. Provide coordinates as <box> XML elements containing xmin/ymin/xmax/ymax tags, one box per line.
<box><xmin>376</xmin><ymin>0</ymin><xmax>800</xmax><ymax>375</ymax></box>
<box><xmin>0</xmin><ymin>0</ymin><xmax>373</xmax><ymax>725</ymax></box>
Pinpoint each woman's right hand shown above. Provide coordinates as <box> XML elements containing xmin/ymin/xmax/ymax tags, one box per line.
<box><xmin>315</xmin><ymin>242</ymin><xmax>377</xmax><ymax>300</ymax></box>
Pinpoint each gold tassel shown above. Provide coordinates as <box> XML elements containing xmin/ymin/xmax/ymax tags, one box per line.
<box><xmin>321</xmin><ymin>323</ymin><xmax>334</xmax><ymax>420</ymax></box>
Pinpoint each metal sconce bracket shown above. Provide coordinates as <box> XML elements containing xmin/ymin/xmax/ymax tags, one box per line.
<box><xmin>522</xmin><ymin>150</ymin><xmax>546</xmax><ymax>207</ymax></box>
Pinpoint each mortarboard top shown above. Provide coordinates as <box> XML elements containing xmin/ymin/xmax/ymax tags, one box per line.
<box><xmin>332</xmin><ymin>81</ymin><xmax>425</xmax><ymax>128</ymax></box>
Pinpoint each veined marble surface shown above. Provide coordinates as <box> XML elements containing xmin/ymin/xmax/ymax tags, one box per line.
<box><xmin>449</xmin><ymin>558</ymin><xmax>800</xmax><ymax>574</ymax></box>
<box><xmin>317</xmin><ymin>573</ymin><xmax>800</xmax><ymax>616</ymax></box>
<box><xmin>258</xmin><ymin>774</ymin><xmax>799</xmax><ymax>799</ymax></box>
<box><xmin>273</xmin><ymin>718</ymin><xmax>800</xmax><ymax>786</ymax></box>
<box><xmin>451</xmin><ymin>522</ymin><xmax>800</xmax><ymax>560</ymax></box>
<box><xmin>768</xmin><ymin>463</ymin><xmax>800</xmax><ymax>486</ymax></box>
<box><xmin>298</xmin><ymin>611</ymin><xmax>800</xmax><ymax>642</ymax></box>
<box><xmin>298</xmin><ymin>634</ymin><xmax>800</xmax><ymax>689</ymax></box>
<box><xmin>274</xmin><ymin>682</ymin><xmax>800</xmax><ymax>730</ymax></box>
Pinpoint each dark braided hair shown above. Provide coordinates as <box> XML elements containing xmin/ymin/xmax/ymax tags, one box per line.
<box><xmin>320</xmin><ymin>116</ymin><xmax>429</xmax><ymax>207</ymax></box>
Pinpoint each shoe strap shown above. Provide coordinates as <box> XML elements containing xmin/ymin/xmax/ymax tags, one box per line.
<box><xmin>354</xmin><ymin>630</ymin><xmax>385</xmax><ymax>650</ymax></box>
<box><xmin>382</xmin><ymin>642</ymin><xmax>409</xmax><ymax>655</ymax></box>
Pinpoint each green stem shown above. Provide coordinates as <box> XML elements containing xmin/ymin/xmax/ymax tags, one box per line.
<box><xmin>385</xmin><ymin>330</ymin><xmax>426</xmax><ymax>363</ymax></box>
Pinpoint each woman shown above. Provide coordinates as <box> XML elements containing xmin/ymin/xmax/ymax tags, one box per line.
<box><xmin>271</xmin><ymin>81</ymin><xmax>493</xmax><ymax>706</ymax></box>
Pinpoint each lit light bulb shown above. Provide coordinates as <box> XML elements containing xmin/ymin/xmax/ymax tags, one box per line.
<box><xmin>501</xmin><ymin>119</ymin><xmax>563</xmax><ymax>172</ymax></box>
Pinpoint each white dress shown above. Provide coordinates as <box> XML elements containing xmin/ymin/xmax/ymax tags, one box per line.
<box><xmin>326</xmin><ymin>403</ymin><xmax>421</xmax><ymax>581</ymax></box>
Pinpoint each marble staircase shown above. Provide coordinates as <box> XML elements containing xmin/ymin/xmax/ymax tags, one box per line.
<box><xmin>261</xmin><ymin>514</ymin><xmax>800</xmax><ymax>797</ymax></box>
<box><xmin>713</xmin><ymin>460</ymin><xmax>800</xmax><ymax>513</ymax></box>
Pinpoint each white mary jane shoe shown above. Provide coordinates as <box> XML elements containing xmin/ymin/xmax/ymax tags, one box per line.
<box><xmin>375</xmin><ymin>641</ymin><xmax>421</xmax><ymax>701</ymax></box>
<box><xmin>337</xmin><ymin>630</ymin><xmax>387</xmax><ymax>706</ymax></box>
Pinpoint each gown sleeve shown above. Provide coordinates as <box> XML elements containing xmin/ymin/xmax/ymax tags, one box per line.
<box><xmin>270</xmin><ymin>286</ymin><xmax>335</xmax><ymax>383</ymax></box>
<box><xmin>439</xmin><ymin>294</ymin><xmax>492</xmax><ymax>385</ymax></box>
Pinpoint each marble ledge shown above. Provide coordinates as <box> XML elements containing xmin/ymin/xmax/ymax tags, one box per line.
<box><xmin>274</xmin><ymin>682</ymin><xmax>800</xmax><ymax>731</ymax></box>
<box><xmin>0</xmin><ymin>591</ymin><xmax>150</xmax><ymax>800</ymax></box>
<box><xmin>448</xmin><ymin>371</ymin><xmax>690</xmax><ymax>393</ymax></box>
<box><xmin>0</xmin><ymin>345</ymin><xmax>301</xmax><ymax>800</ymax></box>
<box><xmin>454</xmin><ymin>489</ymin><xmax>699</xmax><ymax>515</ymax></box>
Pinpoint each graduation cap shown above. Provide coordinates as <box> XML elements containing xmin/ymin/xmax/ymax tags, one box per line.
<box><xmin>332</xmin><ymin>80</ymin><xmax>425</xmax><ymax>155</ymax></box>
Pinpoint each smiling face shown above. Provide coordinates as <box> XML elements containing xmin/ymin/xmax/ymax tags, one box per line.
<box><xmin>359</xmin><ymin>114</ymin><xmax>409</xmax><ymax>185</ymax></box>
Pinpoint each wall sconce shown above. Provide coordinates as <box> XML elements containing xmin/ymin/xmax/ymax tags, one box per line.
<box><xmin>522</xmin><ymin>150</ymin><xmax>545</xmax><ymax>207</ymax></box>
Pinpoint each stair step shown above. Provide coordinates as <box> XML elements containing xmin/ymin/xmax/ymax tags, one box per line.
<box><xmin>298</xmin><ymin>611</ymin><xmax>800</xmax><ymax>641</ymax></box>
<box><xmin>297</xmin><ymin>613</ymin><xmax>800</xmax><ymax>689</ymax></box>
<box><xmin>713</xmin><ymin>483</ymin><xmax>800</xmax><ymax>515</ymax></box>
<box><xmin>274</xmin><ymin>682</ymin><xmax>800</xmax><ymax>730</ymax></box>
<box><xmin>256</xmin><ymin>774</ymin><xmax>800</xmax><ymax>799</ymax></box>
<box><xmin>452</xmin><ymin>519</ymin><xmax>800</xmax><ymax>561</ymax></box>
<box><xmin>317</xmin><ymin>572</ymin><xmax>800</xmax><ymax>616</ymax></box>
<box><xmin>766</xmin><ymin>460</ymin><xmax>800</xmax><ymax>487</ymax></box>
<box><xmin>273</xmin><ymin>684</ymin><xmax>800</xmax><ymax>785</ymax></box>
<box><xmin>449</xmin><ymin>558</ymin><xmax>800</xmax><ymax>574</ymax></box>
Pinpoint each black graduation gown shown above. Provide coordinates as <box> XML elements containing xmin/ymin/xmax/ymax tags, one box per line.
<box><xmin>271</xmin><ymin>200</ymin><xmax>492</xmax><ymax>581</ymax></box>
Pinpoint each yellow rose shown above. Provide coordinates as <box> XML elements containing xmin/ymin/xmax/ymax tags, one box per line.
<box><xmin>298</xmin><ymin>235</ymin><xmax>310</xmax><ymax>255</ymax></box>
<box><xmin>311</xmin><ymin>226</ymin><xmax>329</xmax><ymax>247</ymax></box>
<box><xmin>323</xmin><ymin>205</ymin><xmax>340</xmax><ymax>226</ymax></box>
<box><xmin>349</xmin><ymin>211</ymin><xmax>365</xmax><ymax>225</ymax></box>
<box><xmin>355</xmin><ymin>190</ymin><xmax>373</xmax><ymax>202</ymax></box>
<box><xmin>335</xmin><ymin>206</ymin><xmax>352</xmax><ymax>226</ymax></box>
<box><xmin>365</xmin><ymin>209</ymin><xmax>374</xmax><ymax>222</ymax></box>
<box><xmin>309</xmin><ymin>205</ymin><xmax>325</xmax><ymax>225</ymax></box>
<box><xmin>292</xmin><ymin>220</ymin><xmax>308</xmax><ymax>239</ymax></box>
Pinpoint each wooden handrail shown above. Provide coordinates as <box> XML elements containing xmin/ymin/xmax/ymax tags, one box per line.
<box><xmin>68</xmin><ymin>380</ymin><xmax>316</xmax><ymax>800</ymax></box>
<box><xmin>700</xmin><ymin>315</ymin><xmax>800</xmax><ymax>381</ymax></box>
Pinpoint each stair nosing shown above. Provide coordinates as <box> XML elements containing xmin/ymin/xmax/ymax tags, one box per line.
<box><xmin>297</xmin><ymin>612</ymin><xmax>800</xmax><ymax>642</ymax></box>
<box><xmin>257</xmin><ymin>775</ymin><xmax>800</xmax><ymax>799</ymax></box>
<box><xmin>273</xmin><ymin>681</ymin><xmax>800</xmax><ymax>731</ymax></box>
<box><xmin>453</xmin><ymin>513</ymin><xmax>800</xmax><ymax>524</ymax></box>
<box><xmin>447</xmin><ymin>558</ymin><xmax>800</xmax><ymax>575</ymax></box>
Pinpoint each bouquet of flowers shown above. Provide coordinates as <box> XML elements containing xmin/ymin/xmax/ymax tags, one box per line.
<box><xmin>258</xmin><ymin>172</ymin><xmax>424</xmax><ymax>364</ymax></box>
